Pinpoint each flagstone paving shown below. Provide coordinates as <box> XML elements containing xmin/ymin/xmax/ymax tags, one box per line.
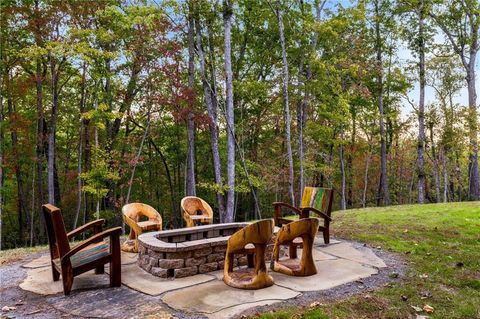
<box><xmin>3</xmin><ymin>237</ymin><xmax>400</xmax><ymax>319</ymax></box>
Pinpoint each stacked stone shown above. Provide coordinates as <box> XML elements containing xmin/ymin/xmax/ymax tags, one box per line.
<box><xmin>138</xmin><ymin>241</ymin><xmax>252</xmax><ymax>278</ymax></box>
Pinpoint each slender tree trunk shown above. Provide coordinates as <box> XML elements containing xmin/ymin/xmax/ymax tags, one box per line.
<box><xmin>277</xmin><ymin>7</ymin><xmax>295</xmax><ymax>206</ymax></box>
<box><xmin>73</xmin><ymin>64</ymin><xmax>87</xmax><ymax>230</ymax></box>
<box><xmin>362</xmin><ymin>142</ymin><xmax>372</xmax><ymax>208</ymax></box>
<box><xmin>223</xmin><ymin>0</ymin><xmax>235</xmax><ymax>222</ymax></box>
<box><xmin>429</xmin><ymin>122</ymin><xmax>441</xmax><ymax>203</ymax></box>
<box><xmin>417</xmin><ymin>1</ymin><xmax>426</xmax><ymax>204</ymax></box>
<box><xmin>466</xmin><ymin>62</ymin><xmax>479</xmax><ymax>200</ymax></box>
<box><xmin>374</xmin><ymin>0</ymin><xmax>390</xmax><ymax>206</ymax></box>
<box><xmin>150</xmin><ymin>139</ymin><xmax>178</xmax><ymax>227</ymax></box>
<box><xmin>126</xmin><ymin>115</ymin><xmax>150</xmax><ymax>204</ymax></box>
<box><xmin>47</xmin><ymin>53</ymin><xmax>64</xmax><ymax>205</ymax></box>
<box><xmin>195</xmin><ymin>17</ymin><xmax>226</xmax><ymax>220</ymax></box>
<box><xmin>186</xmin><ymin>1</ymin><xmax>196</xmax><ymax>197</ymax></box>
<box><xmin>339</xmin><ymin>143</ymin><xmax>346</xmax><ymax>210</ymax></box>
<box><xmin>441</xmin><ymin>147</ymin><xmax>448</xmax><ymax>202</ymax></box>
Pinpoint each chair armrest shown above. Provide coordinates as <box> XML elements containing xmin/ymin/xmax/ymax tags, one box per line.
<box><xmin>67</xmin><ymin>219</ymin><xmax>105</xmax><ymax>239</ymax></box>
<box><xmin>301</xmin><ymin>207</ymin><xmax>332</xmax><ymax>221</ymax></box>
<box><xmin>62</xmin><ymin>227</ymin><xmax>122</xmax><ymax>263</ymax></box>
<box><xmin>272</xmin><ymin>202</ymin><xmax>302</xmax><ymax>215</ymax></box>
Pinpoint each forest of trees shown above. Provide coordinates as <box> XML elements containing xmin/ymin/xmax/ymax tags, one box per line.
<box><xmin>0</xmin><ymin>0</ymin><xmax>479</xmax><ymax>249</ymax></box>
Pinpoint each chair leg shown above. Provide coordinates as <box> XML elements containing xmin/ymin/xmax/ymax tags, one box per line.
<box><xmin>110</xmin><ymin>236</ymin><xmax>121</xmax><ymax>287</ymax></box>
<box><xmin>95</xmin><ymin>264</ymin><xmax>105</xmax><ymax>274</ymax></box>
<box><xmin>289</xmin><ymin>243</ymin><xmax>298</xmax><ymax>259</ymax></box>
<box><xmin>323</xmin><ymin>229</ymin><xmax>330</xmax><ymax>244</ymax></box>
<box><xmin>52</xmin><ymin>266</ymin><xmax>60</xmax><ymax>282</ymax></box>
<box><xmin>247</xmin><ymin>253</ymin><xmax>255</xmax><ymax>268</ymax></box>
<box><xmin>61</xmin><ymin>267</ymin><xmax>74</xmax><ymax>296</ymax></box>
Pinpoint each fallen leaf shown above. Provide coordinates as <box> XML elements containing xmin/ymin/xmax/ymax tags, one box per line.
<box><xmin>309</xmin><ymin>301</ymin><xmax>321</xmax><ymax>308</ymax></box>
<box><xmin>411</xmin><ymin>305</ymin><xmax>423</xmax><ymax>312</ymax></box>
<box><xmin>403</xmin><ymin>229</ymin><xmax>409</xmax><ymax>233</ymax></box>
<box><xmin>423</xmin><ymin>304</ymin><xmax>434</xmax><ymax>313</ymax></box>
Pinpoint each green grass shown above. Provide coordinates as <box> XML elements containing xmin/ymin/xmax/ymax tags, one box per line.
<box><xmin>257</xmin><ymin>202</ymin><xmax>480</xmax><ymax>319</ymax></box>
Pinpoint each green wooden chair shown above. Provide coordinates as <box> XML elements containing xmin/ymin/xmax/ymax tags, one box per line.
<box><xmin>273</xmin><ymin>187</ymin><xmax>333</xmax><ymax>244</ymax></box>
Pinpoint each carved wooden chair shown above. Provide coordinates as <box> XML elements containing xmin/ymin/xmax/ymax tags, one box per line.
<box><xmin>271</xmin><ymin>218</ymin><xmax>320</xmax><ymax>276</ymax></box>
<box><xmin>122</xmin><ymin>203</ymin><xmax>162</xmax><ymax>253</ymax></box>
<box><xmin>223</xmin><ymin>219</ymin><xmax>275</xmax><ymax>289</ymax></box>
<box><xmin>42</xmin><ymin>204</ymin><xmax>121</xmax><ymax>295</ymax></box>
<box><xmin>181</xmin><ymin>196</ymin><xmax>214</xmax><ymax>228</ymax></box>
<box><xmin>273</xmin><ymin>187</ymin><xmax>333</xmax><ymax>244</ymax></box>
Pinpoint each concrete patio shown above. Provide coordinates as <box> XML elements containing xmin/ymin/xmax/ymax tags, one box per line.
<box><xmin>9</xmin><ymin>237</ymin><xmax>393</xmax><ymax>318</ymax></box>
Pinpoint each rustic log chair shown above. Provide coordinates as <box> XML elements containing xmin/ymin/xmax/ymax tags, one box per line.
<box><xmin>122</xmin><ymin>203</ymin><xmax>162</xmax><ymax>253</ymax></box>
<box><xmin>223</xmin><ymin>219</ymin><xmax>275</xmax><ymax>290</ymax></box>
<box><xmin>180</xmin><ymin>196</ymin><xmax>214</xmax><ymax>228</ymax></box>
<box><xmin>42</xmin><ymin>204</ymin><xmax>121</xmax><ymax>295</ymax></box>
<box><xmin>273</xmin><ymin>187</ymin><xmax>333</xmax><ymax>244</ymax></box>
<box><xmin>271</xmin><ymin>218</ymin><xmax>320</xmax><ymax>276</ymax></box>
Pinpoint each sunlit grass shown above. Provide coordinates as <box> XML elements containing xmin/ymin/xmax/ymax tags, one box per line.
<box><xmin>257</xmin><ymin>202</ymin><xmax>480</xmax><ymax>319</ymax></box>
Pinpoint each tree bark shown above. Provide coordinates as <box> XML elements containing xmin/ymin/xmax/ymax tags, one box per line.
<box><xmin>339</xmin><ymin>143</ymin><xmax>346</xmax><ymax>210</ymax></box>
<box><xmin>277</xmin><ymin>7</ymin><xmax>295</xmax><ymax>206</ymax></box>
<box><xmin>223</xmin><ymin>0</ymin><xmax>235</xmax><ymax>223</ymax></box>
<box><xmin>195</xmin><ymin>16</ymin><xmax>226</xmax><ymax>220</ymax></box>
<box><xmin>429</xmin><ymin>122</ymin><xmax>440</xmax><ymax>203</ymax></box>
<box><xmin>73</xmin><ymin>63</ymin><xmax>87</xmax><ymax>230</ymax></box>
<box><xmin>374</xmin><ymin>0</ymin><xmax>390</xmax><ymax>206</ymax></box>
<box><xmin>186</xmin><ymin>1</ymin><xmax>196</xmax><ymax>197</ymax></box>
<box><xmin>47</xmin><ymin>53</ymin><xmax>65</xmax><ymax>206</ymax></box>
<box><xmin>417</xmin><ymin>0</ymin><xmax>426</xmax><ymax>204</ymax></box>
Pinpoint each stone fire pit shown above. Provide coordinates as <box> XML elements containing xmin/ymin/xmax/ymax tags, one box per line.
<box><xmin>137</xmin><ymin>222</ymin><xmax>275</xmax><ymax>278</ymax></box>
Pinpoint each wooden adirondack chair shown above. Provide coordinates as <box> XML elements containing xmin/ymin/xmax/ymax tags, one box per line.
<box><xmin>181</xmin><ymin>196</ymin><xmax>214</xmax><ymax>228</ymax></box>
<box><xmin>223</xmin><ymin>219</ymin><xmax>274</xmax><ymax>289</ymax></box>
<box><xmin>42</xmin><ymin>204</ymin><xmax>121</xmax><ymax>295</ymax></box>
<box><xmin>122</xmin><ymin>203</ymin><xmax>162</xmax><ymax>253</ymax></box>
<box><xmin>273</xmin><ymin>187</ymin><xmax>333</xmax><ymax>244</ymax></box>
<box><xmin>271</xmin><ymin>218</ymin><xmax>320</xmax><ymax>276</ymax></box>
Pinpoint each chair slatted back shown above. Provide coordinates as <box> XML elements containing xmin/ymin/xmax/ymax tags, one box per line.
<box><xmin>300</xmin><ymin>187</ymin><xmax>333</xmax><ymax>216</ymax></box>
<box><xmin>42</xmin><ymin>204</ymin><xmax>70</xmax><ymax>260</ymax></box>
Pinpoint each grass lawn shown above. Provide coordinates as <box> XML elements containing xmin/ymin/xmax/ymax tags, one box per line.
<box><xmin>258</xmin><ymin>202</ymin><xmax>480</xmax><ymax>319</ymax></box>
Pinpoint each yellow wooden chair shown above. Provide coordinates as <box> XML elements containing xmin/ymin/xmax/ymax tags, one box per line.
<box><xmin>122</xmin><ymin>203</ymin><xmax>162</xmax><ymax>253</ymax></box>
<box><xmin>181</xmin><ymin>196</ymin><xmax>214</xmax><ymax>227</ymax></box>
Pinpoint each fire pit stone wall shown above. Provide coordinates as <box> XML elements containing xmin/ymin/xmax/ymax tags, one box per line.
<box><xmin>137</xmin><ymin>223</ymin><xmax>278</xmax><ymax>278</ymax></box>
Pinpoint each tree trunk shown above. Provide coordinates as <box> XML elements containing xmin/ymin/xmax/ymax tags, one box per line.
<box><xmin>73</xmin><ymin>63</ymin><xmax>87</xmax><ymax>230</ymax></box>
<box><xmin>223</xmin><ymin>0</ymin><xmax>235</xmax><ymax>223</ymax></box>
<box><xmin>429</xmin><ymin>122</ymin><xmax>441</xmax><ymax>203</ymax></box>
<box><xmin>195</xmin><ymin>17</ymin><xmax>226</xmax><ymax>220</ymax></box>
<box><xmin>47</xmin><ymin>53</ymin><xmax>64</xmax><ymax>206</ymax></box>
<box><xmin>339</xmin><ymin>143</ymin><xmax>346</xmax><ymax>210</ymax></box>
<box><xmin>186</xmin><ymin>1</ymin><xmax>196</xmax><ymax>197</ymax></box>
<box><xmin>126</xmin><ymin>115</ymin><xmax>150</xmax><ymax>204</ymax></box>
<box><xmin>375</xmin><ymin>0</ymin><xmax>390</xmax><ymax>206</ymax></box>
<box><xmin>466</xmin><ymin>63</ymin><xmax>479</xmax><ymax>200</ymax></box>
<box><xmin>441</xmin><ymin>147</ymin><xmax>448</xmax><ymax>202</ymax></box>
<box><xmin>417</xmin><ymin>1</ymin><xmax>426</xmax><ymax>204</ymax></box>
<box><xmin>277</xmin><ymin>7</ymin><xmax>295</xmax><ymax>206</ymax></box>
